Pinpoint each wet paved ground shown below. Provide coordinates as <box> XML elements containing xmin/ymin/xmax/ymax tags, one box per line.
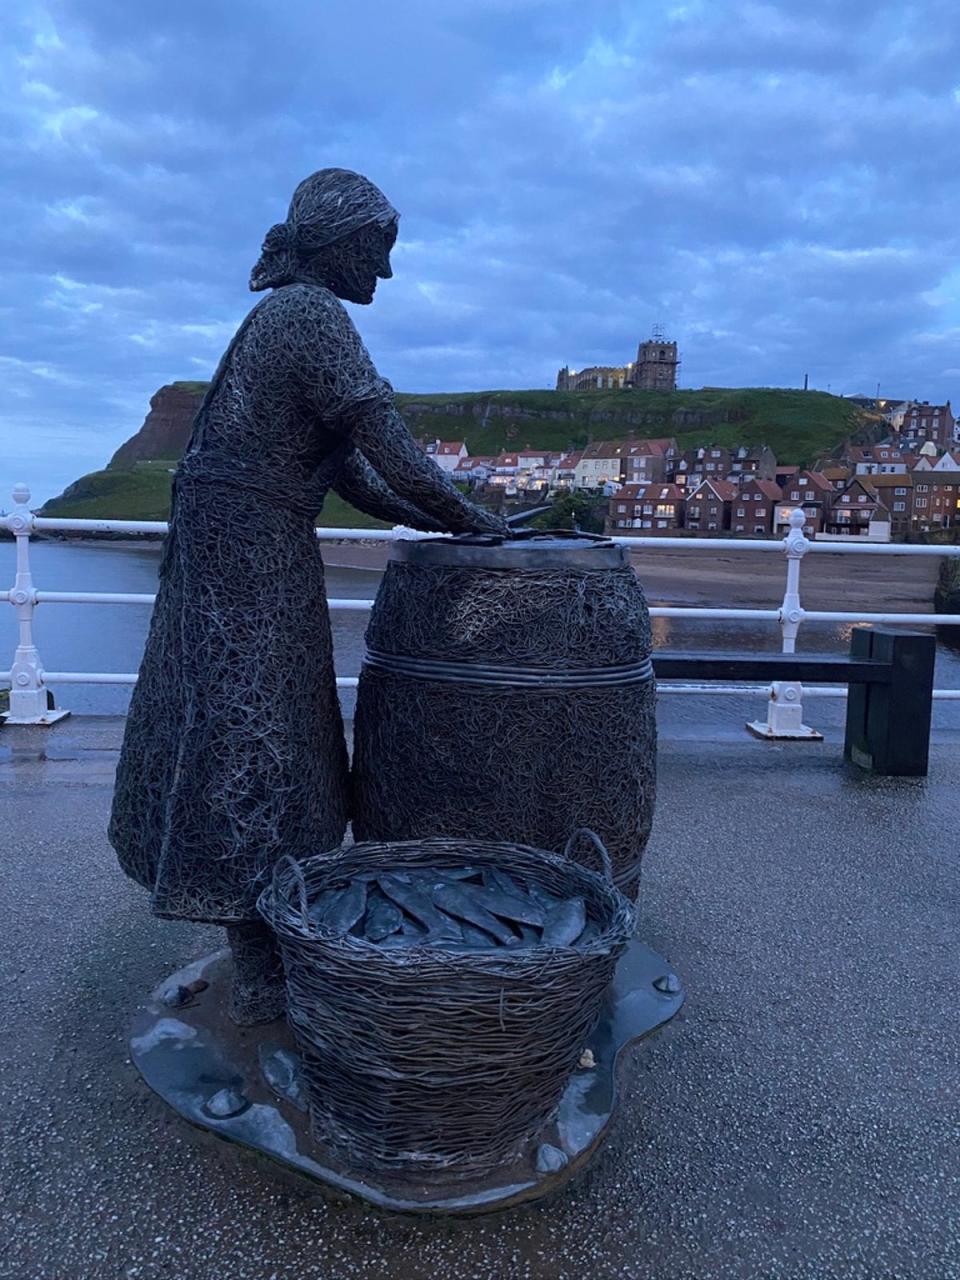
<box><xmin>1</xmin><ymin>717</ymin><xmax>958</xmax><ymax>1280</ymax></box>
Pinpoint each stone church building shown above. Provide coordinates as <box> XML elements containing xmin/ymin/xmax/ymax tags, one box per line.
<box><xmin>556</xmin><ymin>329</ymin><xmax>680</xmax><ymax>392</ymax></box>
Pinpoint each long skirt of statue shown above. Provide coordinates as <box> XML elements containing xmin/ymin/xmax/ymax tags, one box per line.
<box><xmin>109</xmin><ymin>475</ymin><xmax>350</xmax><ymax>1024</ymax></box>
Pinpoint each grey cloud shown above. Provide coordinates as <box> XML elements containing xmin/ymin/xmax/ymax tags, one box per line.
<box><xmin>3</xmin><ymin>0</ymin><xmax>960</xmax><ymax>503</ymax></box>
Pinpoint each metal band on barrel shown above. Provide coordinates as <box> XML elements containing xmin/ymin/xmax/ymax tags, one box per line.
<box><xmin>362</xmin><ymin>649</ymin><xmax>655</xmax><ymax>689</ymax></box>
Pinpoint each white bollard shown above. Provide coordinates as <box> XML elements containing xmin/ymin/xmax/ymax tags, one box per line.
<box><xmin>746</xmin><ymin>509</ymin><xmax>822</xmax><ymax>741</ymax></box>
<box><xmin>2</xmin><ymin>484</ymin><xmax>70</xmax><ymax>725</ymax></box>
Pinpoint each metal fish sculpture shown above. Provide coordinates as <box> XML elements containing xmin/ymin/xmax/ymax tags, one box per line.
<box><xmin>378</xmin><ymin>874</ymin><xmax>462</xmax><ymax>940</ymax></box>
<box><xmin>322</xmin><ymin>880</ymin><xmax>368</xmax><ymax>937</ymax></box>
<box><xmin>461</xmin><ymin>924</ymin><xmax>501</xmax><ymax>949</ymax></box>
<box><xmin>363</xmin><ymin>890</ymin><xmax>403</xmax><ymax>942</ymax></box>
<box><xmin>431</xmin><ymin>884</ymin><xmax>517</xmax><ymax>945</ymax></box>
<box><xmin>306</xmin><ymin>888</ymin><xmax>340</xmax><ymax>927</ymax></box>
<box><xmin>527</xmin><ymin>882</ymin><xmax>565</xmax><ymax>913</ymax></box>
<box><xmin>475</xmin><ymin>879</ymin><xmax>546</xmax><ymax>928</ymax></box>
<box><xmin>541</xmin><ymin>896</ymin><xmax>587</xmax><ymax>947</ymax></box>
<box><xmin>410</xmin><ymin>866</ymin><xmax>482</xmax><ymax>886</ymax></box>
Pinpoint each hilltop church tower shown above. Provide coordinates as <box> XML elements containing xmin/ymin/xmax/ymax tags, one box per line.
<box><xmin>632</xmin><ymin>326</ymin><xmax>679</xmax><ymax>391</ymax></box>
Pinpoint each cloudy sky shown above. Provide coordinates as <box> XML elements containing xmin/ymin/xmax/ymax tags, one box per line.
<box><xmin>3</xmin><ymin>0</ymin><xmax>960</xmax><ymax>503</ymax></box>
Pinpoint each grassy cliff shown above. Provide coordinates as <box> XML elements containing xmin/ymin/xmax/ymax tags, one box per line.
<box><xmin>40</xmin><ymin>385</ymin><xmax>875</xmax><ymax>524</ymax></box>
<box><xmin>395</xmin><ymin>386</ymin><xmax>873</xmax><ymax>463</ymax></box>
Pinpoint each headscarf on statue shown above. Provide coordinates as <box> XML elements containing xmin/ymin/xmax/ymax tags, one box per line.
<box><xmin>249</xmin><ymin>168</ymin><xmax>400</xmax><ymax>292</ymax></box>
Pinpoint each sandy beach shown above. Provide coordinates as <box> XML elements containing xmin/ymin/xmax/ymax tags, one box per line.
<box><xmin>320</xmin><ymin>540</ymin><xmax>943</xmax><ymax>612</ymax></box>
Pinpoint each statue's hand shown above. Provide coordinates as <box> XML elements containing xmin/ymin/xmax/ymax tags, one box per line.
<box><xmin>451</xmin><ymin>505</ymin><xmax>510</xmax><ymax>537</ymax></box>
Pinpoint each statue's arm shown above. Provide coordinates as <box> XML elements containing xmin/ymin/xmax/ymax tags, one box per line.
<box><xmin>332</xmin><ymin>448</ymin><xmax>447</xmax><ymax>532</ymax></box>
<box><xmin>345</xmin><ymin>398</ymin><xmax>507</xmax><ymax>535</ymax></box>
<box><xmin>293</xmin><ymin>288</ymin><xmax>505</xmax><ymax>534</ymax></box>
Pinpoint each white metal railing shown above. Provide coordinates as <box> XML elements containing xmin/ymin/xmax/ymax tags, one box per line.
<box><xmin>3</xmin><ymin>483</ymin><xmax>960</xmax><ymax>729</ymax></box>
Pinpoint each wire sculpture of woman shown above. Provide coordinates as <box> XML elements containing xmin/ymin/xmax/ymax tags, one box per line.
<box><xmin>109</xmin><ymin>169</ymin><xmax>506</xmax><ymax>1023</ymax></box>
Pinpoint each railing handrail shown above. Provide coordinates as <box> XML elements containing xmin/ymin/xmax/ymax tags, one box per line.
<box><xmin>3</xmin><ymin>487</ymin><xmax>960</xmax><ymax>728</ymax></box>
<box><xmin>16</xmin><ymin>512</ymin><xmax>960</xmax><ymax>557</ymax></box>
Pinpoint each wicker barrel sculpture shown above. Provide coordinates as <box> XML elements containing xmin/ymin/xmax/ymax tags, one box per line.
<box><xmin>351</xmin><ymin>532</ymin><xmax>656</xmax><ymax>897</ymax></box>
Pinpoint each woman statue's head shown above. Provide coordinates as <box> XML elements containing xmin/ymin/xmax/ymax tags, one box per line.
<box><xmin>249</xmin><ymin>168</ymin><xmax>399</xmax><ymax>303</ymax></box>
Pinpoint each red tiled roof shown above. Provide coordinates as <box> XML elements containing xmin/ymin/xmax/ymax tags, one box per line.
<box><xmin>796</xmin><ymin>472</ymin><xmax>835</xmax><ymax>493</ymax></box>
<box><xmin>581</xmin><ymin>441</ymin><xmax>632</xmax><ymax>460</ymax></box>
<box><xmin>864</xmin><ymin>473</ymin><xmax>914</xmax><ymax>488</ymax></box>
<box><xmin>437</xmin><ymin>441</ymin><xmax>465</xmax><ymax>455</ymax></box>
<box><xmin>744</xmin><ymin>479</ymin><xmax>783</xmax><ymax>501</ymax></box>
<box><xmin>617</xmin><ymin>483</ymin><xmax>685</xmax><ymax>501</ymax></box>
<box><xmin>690</xmin><ymin>479</ymin><xmax>737</xmax><ymax>501</ymax></box>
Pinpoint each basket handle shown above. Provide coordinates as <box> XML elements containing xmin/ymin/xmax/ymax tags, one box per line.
<box><xmin>272</xmin><ymin>854</ymin><xmax>310</xmax><ymax>928</ymax></box>
<box><xmin>563</xmin><ymin>828</ymin><xmax>614</xmax><ymax>884</ymax></box>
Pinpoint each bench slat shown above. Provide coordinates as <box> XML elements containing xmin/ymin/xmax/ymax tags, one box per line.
<box><xmin>652</xmin><ymin>652</ymin><xmax>892</xmax><ymax>684</ymax></box>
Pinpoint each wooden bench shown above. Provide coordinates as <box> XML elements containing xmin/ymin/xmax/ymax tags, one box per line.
<box><xmin>652</xmin><ymin>627</ymin><xmax>936</xmax><ymax>777</ymax></box>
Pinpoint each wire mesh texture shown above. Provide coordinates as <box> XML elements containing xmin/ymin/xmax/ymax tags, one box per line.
<box><xmin>352</xmin><ymin>535</ymin><xmax>657</xmax><ymax>900</ymax></box>
<box><xmin>108</xmin><ymin>168</ymin><xmax>503</xmax><ymax>928</ymax></box>
<box><xmin>258</xmin><ymin>833</ymin><xmax>636</xmax><ymax>1180</ymax></box>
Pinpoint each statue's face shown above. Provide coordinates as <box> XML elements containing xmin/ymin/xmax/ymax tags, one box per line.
<box><xmin>319</xmin><ymin>219</ymin><xmax>398</xmax><ymax>305</ymax></box>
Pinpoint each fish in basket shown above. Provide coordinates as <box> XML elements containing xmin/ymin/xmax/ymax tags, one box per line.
<box><xmin>257</xmin><ymin>832</ymin><xmax>636</xmax><ymax>1181</ymax></box>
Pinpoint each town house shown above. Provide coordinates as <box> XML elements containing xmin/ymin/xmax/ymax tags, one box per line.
<box><xmin>453</xmin><ymin>456</ymin><xmax>496</xmax><ymax>485</ymax></box>
<box><xmin>846</xmin><ymin>445</ymin><xmax>908</xmax><ymax>475</ymax></box>
<box><xmin>674</xmin><ymin>446</ymin><xmax>733</xmax><ymax>492</ymax></box>
<box><xmin>574</xmin><ymin>441</ymin><xmax>631</xmax><ymax>489</ymax></box>
<box><xmin>684</xmin><ymin>479</ymin><xmax>736</xmax><ymax>532</ymax></box>
<box><xmin>774</xmin><ymin>470</ymin><xmax>835</xmax><ymax>536</ymax></box>
<box><xmin>899</xmin><ymin>401</ymin><xmax>956</xmax><ymax>451</ymax></box>
<box><xmin>424</xmin><ymin>440</ymin><xmax>468</xmax><ymax>473</ymax></box>
<box><xmin>920</xmin><ymin>449</ymin><xmax>960</xmax><ymax>473</ymax></box>
<box><xmin>730</xmin><ymin>478</ymin><xmax>782</xmax><ymax>536</ymax></box>
<box><xmin>552</xmin><ymin>452</ymin><xmax>581</xmax><ymax>489</ymax></box>
<box><xmin>622</xmin><ymin>438</ymin><xmax>679</xmax><ymax>485</ymax></box>
<box><xmin>824</xmin><ymin>478</ymin><xmax>891</xmax><ymax>539</ymax></box>
<box><xmin>865</xmin><ymin>473</ymin><xmax>915</xmax><ymax>536</ymax></box>
<box><xmin>912</xmin><ymin>470</ymin><xmax>960</xmax><ymax>532</ymax></box>
<box><xmin>607</xmin><ymin>483</ymin><xmax>685</xmax><ymax>534</ymax></box>
<box><xmin>729</xmin><ymin>445</ymin><xmax>777</xmax><ymax>480</ymax></box>
<box><xmin>489</xmin><ymin>453</ymin><xmax>520</xmax><ymax>488</ymax></box>
<box><xmin>775</xmin><ymin>463</ymin><xmax>800</xmax><ymax>490</ymax></box>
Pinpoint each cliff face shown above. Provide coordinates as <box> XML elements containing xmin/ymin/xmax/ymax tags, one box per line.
<box><xmin>41</xmin><ymin>382</ymin><xmax>875</xmax><ymax>522</ymax></box>
<box><xmin>107</xmin><ymin>382</ymin><xmax>207</xmax><ymax>470</ymax></box>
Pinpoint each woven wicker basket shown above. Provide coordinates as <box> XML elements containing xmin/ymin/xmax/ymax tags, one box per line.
<box><xmin>257</xmin><ymin>832</ymin><xmax>635</xmax><ymax>1179</ymax></box>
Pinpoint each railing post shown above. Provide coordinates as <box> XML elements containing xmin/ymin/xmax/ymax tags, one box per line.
<box><xmin>746</xmin><ymin>509</ymin><xmax>822</xmax><ymax>741</ymax></box>
<box><xmin>2</xmin><ymin>484</ymin><xmax>69</xmax><ymax>725</ymax></box>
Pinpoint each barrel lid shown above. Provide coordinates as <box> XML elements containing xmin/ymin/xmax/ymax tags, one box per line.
<box><xmin>389</xmin><ymin>530</ymin><xmax>628</xmax><ymax>570</ymax></box>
